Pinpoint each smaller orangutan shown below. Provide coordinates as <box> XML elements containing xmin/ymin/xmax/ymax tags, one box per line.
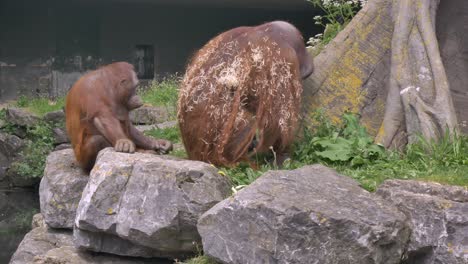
<box><xmin>65</xmin><ymin>62</ymin><xmax>173</xmax><ymax>171</ymax></box>
<box><xmin>178</xmin><ymin>21</ymin><xmax>314</xmax><ymax>167</ymax></box>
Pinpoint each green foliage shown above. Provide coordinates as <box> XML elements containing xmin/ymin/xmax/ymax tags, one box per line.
<box><xmin>13</xmin><ymin>96</ymin><xmax>65</xmax><ymax>116</ymax></box>
<box><xmin>0</xmin><ymin>109</ymin><xmax>16</xmax><ymax>134</ymax></box>
<box><xmin>140</xmin><ymin>76</ymin><xmax>180</xmax><ymax>119</ymax></box>
<box><xmin>171</xmin><ymin>148</ymin><xmax>188</xmax><ymax>159</ymax></box>
<box><xmin>406</xmin><ymin>130</ymin><xmax>468</xmax><ymax>167</ymax></box>
<box><xmin>15</xmin><ymin>95</ymin><xmax>28</xmax><ymax>108</ymax></box>
<box><xmin>145</xmin><ymin>126</ymin><xmax>188</xmax><ymax>158</ymax></box>
<box><xmin>307</xmin><ymin>0</ymin><xmax>365</xmax><ymax>50</ymax></box>
<box><xmin>219</xmin><ymin>111</ymin><xmax>468</xmax><ymax>192</ymax></box>
<box><xmin>340</xmin><ymin>131</ymin><xmax>468</xmax><ymax>191</ymax></box>
<box><xmin>293</xmin><ymin>112</ymin><xmax>385</xmax><ymax>167</ymax></box>
<box><xmin>13</xmin><ymin>208</ymin><xmax>39</xmax><ymax>230</ymax></box>
<box><xmin>145</xmin><ymin>126</ymin><xmax>181</xmax><ymax>143</ymax></box>
<box><xmin>309</xmin><ymin>0</ymin><xmax>363</xmax><ymax>27</ymax></box>
<box><xmin>220</xmin><ymin>164</ymin><xmax>267</xmax><ymax>187</ymax></box>
<box><xmin>9</xmin><ymin>121</ymin><xmax>55</xmax><ymax>178</ymax></box>
<box><xmin>0</xmin><ymin>208</ymin><xmax>39</xmax><ymax>235</ymax></box>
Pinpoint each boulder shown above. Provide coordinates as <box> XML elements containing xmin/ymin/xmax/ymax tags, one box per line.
<box><xmin>52</xmin><ymin>127</ymin><xmax>69</xmax><ymax>145</ymax></box>
<box><xmin>6</xmin><ymin>108</ymin><xmax>40</xmax><ymax>127</ymax></box>
<box><xmin>31</xmin><ymin>213</ymin><xmax>46</xmax><ymax>229</ymax></box>
<box><xmin>43</xmin><ymin>110</ymin><xmax>65</xmax><ymax>124</ymax></box>
<box><xmin>135</xmin><ymin>120</ymin><xmax>178</xmax><ymax>132</ymax></box>
<box><xmin>74</xmin><ymin>148</ymin><xmax>231</xmax><ymax>259</ymax></box>
<box><xmin>0</xmin><ymin>132</ymin><xmax>24</xmax><ymax>154</ymax></box>
<box><xmin>0</xmin><ymin>166</ymin><xmax>8</xmax><ymax>185</ymax></box>
<box><xmin>10</xmin><ymin>127</ymin><xmax>27</xmax><ymax>139</ymax></box>
<box><xmin>6</xmin><ymin>169</ymin><xmax>41</xmax><ymax>188</ymax></box>
<box><xmin>10</xmin><ymin>224</ymin><xmax>171</xmax><ymax>264</ymax></box>
<box><xmin>129</xmin><ymin>106</ymin><xmax>170</xmax><ymax>125</ymax></box>
<box><xmin>376</xmin><ymin>180</ymin><xmax>468</xmax><ymax>264</ymax></box>
<box><xmin>39</xmin><ymin>149</ymin><xmax>88</xmax><ymax>229</ymax></box>
<box><xmin>155</xmin><ymin>120</ymin><xmax>177</xmax><ymax>129</ymax></box>
<box><xmin>0</xmin><ymin>132</ymin><xmax>24</xmax><ymax>180</ymax></box>
<box><xmin>54</xmin><ymin>143</ymin><xmax>72</xmax><ymax>151</ymax></box>
<box><xmin>9</xmin><ymin>227</ymin><xmax>73</xmax><ymax>264</ymax></box>
<box><xmin>198</xmin><ymin>165</ymin><xmax>410</xmax><ymax>264</ymax></box>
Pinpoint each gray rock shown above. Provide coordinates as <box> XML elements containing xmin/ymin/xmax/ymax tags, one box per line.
<box><xmin>52</xmin><ymin>127</ymin><xmax>69</xmax><ymax>145</ymax></box>
<box><xmin>11</xmin><ymin>127</ymin><xmax>27</xmax><ymax>139</ymax></box>
<box><xmin>31</xmin><ymin>213</ymin><xmax>46</xmax><ymax>229</ymax></box>
<box><xmin>43</xmin><ymin>110</ymin><xmax>65</xmax><ymax>124</ymax></box>
<box><xmin>7</xmin><ymin>170</ymin><xmax>41</xmax><ymax>187</ymax></box>
<box><xmin>0</xmin><ymin>132</ymin><xmax>24</xmax><ymax>154</ymax></box>
<box><xmin>74</xmin><ymin>148</ymin><xmax>231</xmax><ymax>259</ymax></box>
<box><xmin>9</xmin><ymin>226</ymin><xmax>171</xmax><ymax>264</ymax></box>
<box><xmin>376</xmin><ymin>180</ymin><xmax>468</xmax><ymax>264</ymax></box>
<box><xmin>0</xmin><ymin>169</ymin><xmax>8</xmax><ymax>186</ymax></box>
<box><xmin>130</xmin><ymin>106</ymin><xmax>171</xmax><ymax>125</ymax></box>
<box><xmin>135</xmin><ymin>120</ymin><xmax>178</xmax><ymax>132</ymax></box>
<box><xmin>0</xmin><ymin>132</ymin><xmax>24</xmax><ymax>180</ymax></box>
<box><xmin>54</xmin><ymin>143</ymin><xmax>72</xmax><ymax>151</ymax></box>
<box><xmin>39</xmin><ymin>149</ymin><xmax>89</xmax><ymax>229</ymax></box>
<box><xmin>9</xmin><ymin>227</ymin><xmax>73</xmax><ymax>264</ymax></box>
<box><xmin>198</xmin><ymin>165</ymin><xmax>410</xmax><ymax>264</ymax></box>
<box><xmin>156</xmin><ymin>120</ymin><xmax>177</xmax><ymax>129</ymax></box>
<box><xmin>6</xmin><ymin>108</ymin><xmax>40</xmax><ymax>127</ymax></box>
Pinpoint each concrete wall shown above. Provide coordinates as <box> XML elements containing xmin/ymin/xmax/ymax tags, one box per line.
<box><xmin>0</xmin><ymin>0</ymin><xmax>55</xmax><ymax>99</ymax></box>
<box><xmin>0</xmin><ymin>0</ymin><xmax>321</xmax><ymax>101</ymax></box>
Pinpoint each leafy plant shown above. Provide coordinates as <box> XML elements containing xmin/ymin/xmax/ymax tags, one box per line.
<box><xmin>0</xmin><ymin>109</ymin><xmax>17</xmax><ymax>134</ymax></box>
<box><xmin>293</xmin><ymin>112</ymin><xmax>385</xmax><ymax>167</ymax></box>
<box><xmin>15</xmin><ymin>95</ymin><xmax>28</xmax><ymax>108</ymax></box>
<box><xmin>307</xmin><ymin>0</ymin><xmax>367</xmax><ymax>50</ymax></box>
<box><xmin>335</xmin><ymin>131</ymin><xmax>468</xmax><ymax>191</ymax></box>
<box><xmin>13</xmin><ymin>208</ymin><xmax>39</xmax><ymax>230</ymax></box>
<box><xmin>10</xmin><ymin>121</ymin><xmax>55</xmax><ymax>178</ymax></box>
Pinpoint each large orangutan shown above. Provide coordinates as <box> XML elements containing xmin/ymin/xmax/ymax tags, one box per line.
<box><xmin>66</xmin><ymin>62</ymin><xmax>173</xmax><ymax>171</ymax></box>
<box><xmin>178</xmin><ymin>21</ymin><xmax>314</xmax><ymax>167</ymax></box>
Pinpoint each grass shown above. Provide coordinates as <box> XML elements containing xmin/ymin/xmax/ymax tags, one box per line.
<box><xmin>140</xmin><ymin>76</ymin><xmax>180</xmax><ymax>109</ymax></box>
<box><xmin>338</xmin><ymin>131</ymin><xmax>468</xmax><ymax>191</ymax></box>
<box><xmin>14</xmin><ymin>95</ymin><xmax>65</xmax><ymax>117</ymax></box>
<box><xmin>219</xmin><ymin>112</ymin><xmax>468</xmax><ymax>192</ymax></box>
<box><xmin>144</xmin><ymin>126</ymin><xmax>181</xmax><ymax>143</ymax></box>
<box><xmin>144</xmin><ymin>126</ymin><xmax>188</xmax><ymax>159</ymax></box>
<box><xmin>140</xmin><ymin>77</ymin><xmax>180</xmax><ymax>120</ymax></box>
<box><xmin>9</xmin><ymin>76</ymin><xmax>181</xmax><ymax>117</ymax></box>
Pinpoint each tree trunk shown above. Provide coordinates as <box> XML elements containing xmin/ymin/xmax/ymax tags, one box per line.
<box><xmin>303</xmin><ymin>0</ymin><xmax>462</xmax><ymax>148</ymax></box>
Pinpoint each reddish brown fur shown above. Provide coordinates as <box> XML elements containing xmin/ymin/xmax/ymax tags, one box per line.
<box><xmin>66</xmin><ymin>62</ymin><xmax>172</xmax><ymax>171</ymax></box>
<box><xmin>178</xmin><ymin>21</ymin><xmax>313</xmax><ymax>167</ymax></box>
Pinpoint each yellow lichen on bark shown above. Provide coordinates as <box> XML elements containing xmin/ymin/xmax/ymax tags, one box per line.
<box><xmin>362</xmin><ymin>97</ymin><xmax>387</xmax><ymax>135</ymax></box>
<box><xmin>307</xmin><ymin>9</ymin><xmax>390</xmax><ymax>126</ymax></box>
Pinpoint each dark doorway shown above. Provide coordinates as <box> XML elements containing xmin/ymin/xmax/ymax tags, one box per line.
<box><xmin>133</xmin><ymin>45</ymin><xmax>155</xmax><ymax>79</ymax></box>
